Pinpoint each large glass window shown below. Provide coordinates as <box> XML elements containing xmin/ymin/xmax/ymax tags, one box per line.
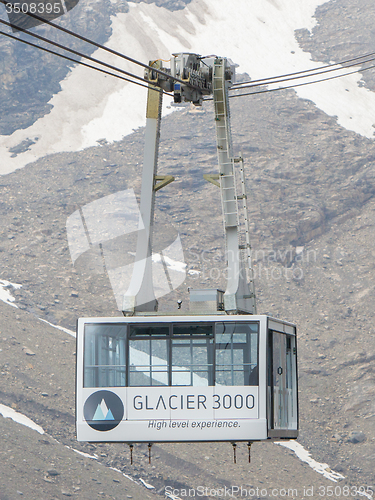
<box><xmin>171</xmin><ymin>323</ymin><xmax>213</xmax><ymax>386</ymax></box>
<box><xmin>129</xmin><ymin>324</ymin><xmax>169</xmax><ymax>386</ymax></box>
<box><xmin>84</xmin><ymin>324</ymin><xmax>126</xmax><ymax>388</ymax></box>
<box><xmin>215</xmin><ymin>322</ymin><xmax>258</xmax><ymax>386</ymax></box>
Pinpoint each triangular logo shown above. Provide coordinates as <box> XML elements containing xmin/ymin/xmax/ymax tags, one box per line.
<box><xmin>100</xmin><ymin>399</ymin><xmax>109</xmax><ymax>417</ymax></box>
<box><xmin>92</xmin><ymin>398</ymin><xmax>115</xmax><ymax>421</ymax></box>
<box><xmin>105</xmin><ymin>408</ymin><xmax>115</xmax><ymax>421</ymax></box>
<box><xmin>93</xmin><ymin>404</ymin><xmax>105</xmax><ymax>421</ymax></box>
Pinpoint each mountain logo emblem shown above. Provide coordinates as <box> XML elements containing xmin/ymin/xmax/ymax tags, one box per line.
<box><xmin>84</xmin><ymin>391</ymin><xmax>124</xmax><ymax>431</ymax></box>
<box><xmin>93</xmin><ymin>399</ymin><xmax>115</xmax><ymax>421</ymax></box>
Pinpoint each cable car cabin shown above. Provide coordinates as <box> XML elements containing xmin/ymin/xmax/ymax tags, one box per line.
<box><xmin>76</xmin><ymin>315</ymin><xmax>298</xmax><ymax>443</ymax></box>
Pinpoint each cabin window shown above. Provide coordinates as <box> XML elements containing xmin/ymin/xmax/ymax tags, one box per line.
<box><xmin>171</xmin><ymin>337</ymin><xmax>214</xmax><ymax>386</ymax></box>
<box><xmin>129</xmin><ymin>337</ymin><xmax>169</xmax><ymax>386</ymax></box>
<box><xmin>215</xmin><ymin>322</ymin><xmax>258</xmax><ymax>386</ymax></box>
<box><xmin>84</xmin><ymin>323</ymin><xmax>126</xmax><ymax>388</ymax></box>
<box><xmin>171</xmin><ymin>323</ymin><xmax>214</xmax><ymax>386</ymax></box>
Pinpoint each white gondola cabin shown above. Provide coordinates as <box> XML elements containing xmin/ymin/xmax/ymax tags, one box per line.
<box><xmin>76</xmin><ymin>315</ymin><xmax>298</xmax><ymax>443</ymax></box>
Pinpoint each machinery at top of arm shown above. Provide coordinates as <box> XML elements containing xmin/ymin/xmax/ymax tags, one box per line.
<box><xmin>144</xmin><ymin>53</ymin><xmax>236</xmax><ymax>106</ymax></box>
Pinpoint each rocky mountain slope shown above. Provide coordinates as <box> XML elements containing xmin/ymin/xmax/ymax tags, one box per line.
<box><xmin>1</xmin><ymin>0</ymin><xmax>375</xmax><ymax>498</ymax></box>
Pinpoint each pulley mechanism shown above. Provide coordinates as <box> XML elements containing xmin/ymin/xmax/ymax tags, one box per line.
<box><xmin>144</xmin><ymin>53</ymin><xmax>236</xmax><ymax>106</ymax></box>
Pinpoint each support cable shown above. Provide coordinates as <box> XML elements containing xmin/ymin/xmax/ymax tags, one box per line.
<box><xmin>230</xmin><ymin>55</ymin><xmax>375</xmax><ymax>92</ymax></box>
<box><xmin>4</xmin><ymin>0</ymin><xmax>375</xmax><ymax>92</ymax></box>
<box><xmin>0</xmin><ymin>28</ymin><xmax>162</xmax><ymax>91</ymax></box>
<box><xmin>2</xmin><ymin>3</ymin><xmax>375</xmax><ymax>102</ymax></box>
<box><xmin>203</xmin><ymin>60</ymin><xmax>375</xmax><ymax>101</ymax></box>
<box><xmin>0</xmin><ymin>17</ymin><xmax>163</xmax><ymax>87</ymax></box>
<box><xmin>0</xmin><ymin>0</ymin><xmax>199</xmax><ymax>88</ymax></box>
<box><xmin>228</xmin><ymin>61</ymin><xmax>375</xmax><ymax>99</ymax></box>
<box><xmin>231</xmin><ymin>50</ymin><xmax>375</xmax><ymax>88</ymax></box>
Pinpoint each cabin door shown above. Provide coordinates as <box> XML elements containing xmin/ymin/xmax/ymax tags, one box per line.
<box><xmin>268</xmin><ymin>330</ymin><xmax>297</xmax><ymax>431</ymax></box>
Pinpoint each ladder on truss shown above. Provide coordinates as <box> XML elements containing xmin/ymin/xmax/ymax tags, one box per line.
<box><xmin>212</xmin><ymin>58</ymin><xmax>256</xmax><ymax>314</ymax></box>
<box><xmin>236</xmin><ymin>155</ymin><xmax>256</xmax><ymax>313</ymax></box>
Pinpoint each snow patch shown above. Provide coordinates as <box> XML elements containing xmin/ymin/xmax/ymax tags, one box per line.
<box><xmin>276</xmin><ymin>441</ymin><xmax>345</xmax><ymax>482</ymax></box>
<box><xmin>0</xmin><ymin>405</ymin><xmax>158</xmax><ymax>495</ymax></box>
<box><xmin>128</xmin><ymin>250</ymin><xmax>187</xmax><ymax>274</ymax></box>
<box><xmin>139</xmin><ymin>478</ymin><xmax>155</xmax><ymax>489</ymax></box>
<box><xmin>38</xmin><ymin>318</ymin><xmax>76</xmax><ymax>338</ymax></box>
<box><xmin>0</xmin><ymin>404</ymin><xmax>44</xmax><ymax>435</ymax></box>
<box><xmin>165</xmin><ymin>492</ymin><xmax>183</xmax><ymax>500</ymax></box>
<box><xmin>111</xmin><ymin>467</ymin><xmax>156</xmax><ymax>491</ymax></box>
<box><xmin>122</xmin><ymin>473</ymin><xmax>137</xmax><ymax>483</ymax></box>
<box><xmin>0</xmin><ymin>287</ymin><xmax>76</xmax><ymax>338</ymax></box>
<box><xmin>0</xmin><ymin>280</ymin><xmax>22</xmax><ymax>308</ymax></box>
<box><xmin>152</xmin><ymin>252</ymin><xmax>187</xmax><ymax>274</ymax></box>
<box><xmin>70</xmin><ymin>447</ymin><xmax>98</xmax><ymax>459</ymax></box>
<box><xmin>188</xmin><ymin>269</ymin><xmax>200</xmax><ymax>276</ymax></box>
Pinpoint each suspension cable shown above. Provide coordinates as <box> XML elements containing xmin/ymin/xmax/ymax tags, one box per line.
<box><xmin>227</xmin><ymin>62</ymin><xmax>375</xmax><ymax>99</ymax></box>
<box><xmin>232</xmin><ymin>50</ymin><xmax>375</xmax><ymax>88</ymax></box>
<box><xmin>0</xmin><ymin>28</ymin><xmax>167</xmax><ymax>92</ymax></box>
<box><xmin>0</xmin><ymin>0</ymin><xmax>198</xmax><ymax>88</ymax></box>
<box><xmin>230</xmin><ymin>56</ymin><xmax>375</xmax><ymax>93</ymax></box>
<box><xmin>0</xmin><ymin>18</ymin><xmax>166</xmax><ymax>88</ymax></box>
<box><xmin>2</xmin><ymin>4</ymin><xmax>375</xmax><ymax>103</ymax></box>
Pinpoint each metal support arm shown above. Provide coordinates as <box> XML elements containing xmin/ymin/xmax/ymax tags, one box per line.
<box><xmin>123</xmin><ymin>67</ymin><xmax>163</xmax><ymax>314</ymax></box>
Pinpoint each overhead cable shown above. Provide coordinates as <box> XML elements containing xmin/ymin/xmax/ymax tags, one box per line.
<box><xmin>2</xmin><ymin>4</ymin><xmax>375</xmax><ymax>103</ymax></box>
<box><xmin>227</xmin><ymin>62</ymin><xmax>375</xmax><ymax>99</ymax></box>
<box><xmin>0</xmin><ymin>0</ymin><xmax>198</xmax><ymax>88</ymax></box>
<box><xmin>232</xmin><ymin>50</ymin><xmax>375</xmax><ymax>88</ymax></box>
<box><xmin>0</xmin><ymin>28</ymin><xmax>158</xmax><ymax>91</ymax></box>
<box><xmin>0</xmin><ymin>18</ymin><xmax>171</xmax><ymax>95</ymax></box>
<box><xmin>230</xmin><ymin>55</ymin><xmax>375</xmax><ymax>92</ymax></box>
<box><xmin>5</xmin><ymin>0</ymin><xmax>374</xmax><ymax>92</ymax></box>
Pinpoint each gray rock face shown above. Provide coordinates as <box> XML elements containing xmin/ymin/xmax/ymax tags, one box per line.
<box><xmin>347</xmin><ymin>431</ymin><xmax>366</xmax><ymax>444</ymax></box>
